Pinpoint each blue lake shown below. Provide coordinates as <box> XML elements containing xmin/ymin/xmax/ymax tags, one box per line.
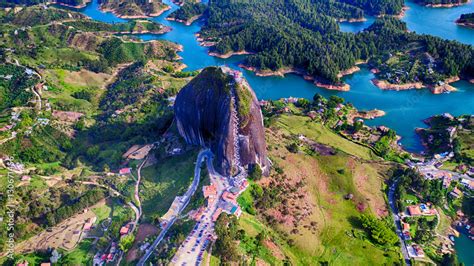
<box><xmin>70</xmin><ymin>0</ymin><xmax>474</xmax><ymax>154</ymax></box>
<box><xmin>64</xmin><ymin>0</ymin><xmax>474</xmax><ymax>263</ymax></box>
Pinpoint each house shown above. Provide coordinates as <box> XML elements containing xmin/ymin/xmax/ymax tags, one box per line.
<box><xmin>222</xmin><ymin>191</ymin><xmax>237</xmax><ymax>204</ymax></box>
<box><xmin>203</xmin><ymin>184</ymin><xmax>217</xmax><ymax>199</ymax></box>
<box><xmin>40</xmin><ymin>263</ymin><xmax>51</xmax><ymax>266</ymax></box>
<box><xmin>460</xmin><ymin>178</ymin><xmax>474</xmax><ymax>190</ymax></box>
<box><xmin>307</xmin><ymin>111</ymin><xmax>317</xmax><ymax>120</ymax></box>
<box><xmin>83</xmin><ymin>217</ymin><xmax>97</xmax><ymax>231</ymax></box>
<box><xmin>407</xmin><ymin>205</ymin><xmax>422</xmax><ymax>216</ymax></box>
<box><xmin>449</xmin><ymin>187</ymin><xmax>463</xmax><ymax>199</ymax></box>
<box><xmin>119</xmin><ymin>224</ymin><xmax>131</xmax><ymax>235</ymax></box>
<box><xmin>402</xmin><ymin>222</ymin><xmax>410</xmax><ymax>232</ymax></box>
<box><xmin>21</xmin><ymin>175</ymin><xmax>31</xmax><ymax>182</ymax></box>
<box><xmin>119</xmin><ymin>168</ymin><xmax>132</xmax><ymax>175</ymax></box>
<box><xmin>17</xmin><ymin>261</ymin><xmax>28</xmax><ymax>266</ymax></box>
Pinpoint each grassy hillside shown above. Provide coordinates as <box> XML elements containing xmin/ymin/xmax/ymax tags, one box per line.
<box><xmin>226</xmin><ymin>113</ymin><xmax>402</xmax><ymax>265</ymax></box>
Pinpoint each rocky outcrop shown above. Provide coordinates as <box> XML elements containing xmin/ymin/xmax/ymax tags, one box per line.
<box><xmin>174</xmin><ymin>67</ymin><xmax>270</xmax><ymax>176</ymax></box>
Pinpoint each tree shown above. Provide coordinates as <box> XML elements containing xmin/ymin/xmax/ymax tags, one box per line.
<box><xmin>119</xmin><ymin>234</ymin><xmax>135</xmax><ymax>252</ymax></box>
<box><xmin>248</xmin><ymin>164</ymin><xmax>263</xmax><ymax>181</ymax></box>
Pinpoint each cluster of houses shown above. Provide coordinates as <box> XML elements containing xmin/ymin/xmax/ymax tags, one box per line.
<box><xmin>0</xmin><ymin>155</ymin><xmax>25</xmax><ymax>173</ymax></box>
<box><xmin>93</xmin><ymin>242</ymin><xmax>119</xmax><ymax>266</ymax></box>
<box><xmin>200</xmin><ymin>179</ymin><xmax>249</xmax><ymax>223</ymax></box>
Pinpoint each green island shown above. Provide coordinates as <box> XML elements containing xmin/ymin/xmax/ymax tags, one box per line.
<box><xmin>456</xmin><ymin>13</ymin><xmax>474</xmax><ymax>29</ymax></box>
<box><xmin>198</xmin><ymin>1</ymin><xmax>473</xmax><ymax>91</ymax></box>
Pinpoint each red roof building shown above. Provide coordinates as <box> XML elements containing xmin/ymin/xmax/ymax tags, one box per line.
<box><xmin>119</xmin><ymin>168</ymin><xmax>132</xmax><ymax>175</ymax></box>
<box><xmin>120</xmin><ymin>224</ymin><xmax>130</xmax><ymax>235</ymax></box>
<box><xmin>203</xmin><ymin>184</ymin><xmax>217</xmax><ymax>199</ymax></box>
<box><xmin>407</xmin><ymin>205</ymin><xmax>422</xmax><ymax>216</ymax></box>
<box><xmin>222</xmin><ymin>191</ymin><xmax>237</xmax><ymax>203</ymax></box>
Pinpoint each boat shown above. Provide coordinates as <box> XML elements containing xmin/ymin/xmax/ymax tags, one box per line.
<box><xmin>449</xmin><ymin>235</ymin><xmax>456</xmax><ymax>242</ymax></box>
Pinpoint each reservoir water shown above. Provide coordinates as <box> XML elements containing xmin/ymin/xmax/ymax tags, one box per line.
<box><xmin>73</xmin><ymin>0</ymin><xmax>474</xmax><ymax>153</ymax></box>
<box><xmin>63</xmin><ymin>0</ymin><xmax>474</xmax><ymax>263</ymax></box>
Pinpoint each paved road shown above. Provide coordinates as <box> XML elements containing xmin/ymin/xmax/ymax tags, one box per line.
<box><xmin>388</xmin><ymin>179</ymin><xmax>412</xmax><ymax>266</ymax></box>
<box><xmin>137</xmin><ymin>149</ymin><xmax>211</xmax><ymax>266</ymax></box>
<box><xmin>171</xmin><ymin>152</ymin><xmax>229</xmax><ymax>265</ymax></box>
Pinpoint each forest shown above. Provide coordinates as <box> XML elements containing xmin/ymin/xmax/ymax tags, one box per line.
<box><xmin>201</xmin><ymin>0</ymin><xmax>474</xmax><ymax>85</ymax></box>
<box><xmin>167</xmin><ymin>2</ymin><xmax>206</xmax><ymax>21</ymax></box>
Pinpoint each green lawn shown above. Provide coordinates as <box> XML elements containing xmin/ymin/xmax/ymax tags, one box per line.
<box><xmin>140</xmin><ymin>150</ymin><xmax>198</xmax><ymax>220</ymax></box>
<box><xmin>61</xmin><ymin>239</ymin><xmax>94</xmax><ymax>265</ymax></box>
<box><xmin>275</xmin><ymin>115</ymin><xmax>376</xmax><ymax>160</ymax></box>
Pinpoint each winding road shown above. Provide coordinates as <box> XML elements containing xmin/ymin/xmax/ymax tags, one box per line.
<box><xmin>388</xmin><ymin>178</ymin><xmax>412</xmax><ymax>266</ymax></box>
<box><xmin>137</xmin><ymin>149</ymin><xmax>212</xmax><ymax>266</ymax></box>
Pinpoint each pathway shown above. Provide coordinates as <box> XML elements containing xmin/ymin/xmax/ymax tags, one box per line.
<box><xmin>137</xmin><ymin>149</ymin><xmax>211</xmax><ymax>266</ymax></box>
<box><xmin>388</xmin><ymin>178</ymin><xmax>412</xmax><ymax>266</ymax></box>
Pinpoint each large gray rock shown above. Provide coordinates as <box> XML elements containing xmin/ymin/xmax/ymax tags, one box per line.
<box><xmin>174</xmin><ymin>66</ymin><xmax>269</xmax><ymax>176</ymax></box>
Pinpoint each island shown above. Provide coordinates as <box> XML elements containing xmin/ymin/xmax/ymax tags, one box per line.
<box><xmin>197</xmin><ymin>1</ymin><xmax>473</xmax><ymax>92</ymax></box>
<box><xmin>456</xmin><ymin>13</ymin><xmax>474</xmax><ymax>28</ymax></box>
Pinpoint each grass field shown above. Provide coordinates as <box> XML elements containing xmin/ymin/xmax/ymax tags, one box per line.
<box><xmin>251</xmin><ymin>114</ymin><xmax>403</xmax><ymax>265</ymax></box>
<box><xmin>274</xmin><ymin>115</ymin><xmax>377</xmax><ymax>160</ymax></box>
<box><xmin>140</xmin><ymin>149</ymin><xmax>198</xmax><ymax>220</ymax></box>
<box><xmin>61</xmin><ymin>239</ymin><xmax>94</xmax><ymax>265</ymax></box>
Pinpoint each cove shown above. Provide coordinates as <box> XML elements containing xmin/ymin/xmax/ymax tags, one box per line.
<box><xmin>67</xmin><ymin>0</ymin><xmax>474</xmax><ymax>154</ymax></box>
<box><xmin>339</xmin><ymin>0</ymin><xmax>474</xmax><ymax>47</ymax></box>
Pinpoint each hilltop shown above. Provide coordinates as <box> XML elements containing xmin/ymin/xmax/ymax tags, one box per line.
<box><xmin>174</xmin><ymin>66</ymin><xmax>270</xmax><ymax>176</ymax></box>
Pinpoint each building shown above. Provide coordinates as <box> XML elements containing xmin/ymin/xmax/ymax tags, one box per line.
<box><xmin>21</xmin><ymin>175</ymin><xmax>31</xmax><ymax>182</ymax></box>
<box><xmin>449</xmin><ymin>187</ymin><xmax>463</xmax><ymax>199</ymax></box>
<box><xmin>407</xmin><ymin>205</ymin><xmax>422</xmax><ymax>216</ymax></box>
<box><xmin>203</xmin><ymin>184</ymin><xmax>217</xmax><ymax>199</ymax></box>
<box><xmin>120</xmin><ymin>224</ymin><xmax>131</xmax><ymax>235</ymax></box>
<box><xmin>119</xmin><ymin>168</ymin><xmax>132</xmax><ymax>175</ymax></box>
<box><xmin>17</xmin><ymin>261</ymin><xmax>28</xmax><ymax>266</ymax></box>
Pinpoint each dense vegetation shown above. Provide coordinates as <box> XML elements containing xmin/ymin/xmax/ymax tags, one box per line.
<box><xmin>0</xmin><ymin>5</ymin><xmax>86</xmax><ymax>26</ymax></box>
<box><xmin>167</xmin><ymin>2</ymin><xmax>206</xmax><ymax>22</ymax></box>
<box><xmin>358</xmin><ymin>214</ymin><xmax>399</xmax><ymax>246</ymax></box>
<box><xmin>64</xmin><ymin>19</ymin><xmax>166</xmax><ymax>33</ymax></box>
<box><xmin>0</xmin><ymin>64</ymin><xmax>37</xmax><ymax>109</ymax></box>
<box><xmin>99</xmin><ymin>0</ymin><xmax>168</xmax><ymax>17</ymax></box>
<box><xmin>457</xmin><ymin>13</ymin><xmax>474</xmax><ymax>24</ymax></box>
<box><xmin>0</xmin><ymin>0</ymin><xmax>87</xmax><ymax>7</ymax></box>
<box><xmin>201</xmin><ymin>0</ymin><xmax>474</xmax><ymax>85</ymax></box>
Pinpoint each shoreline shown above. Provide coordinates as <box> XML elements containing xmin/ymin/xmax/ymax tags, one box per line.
<box><xmin>371</xmin><ymin>77</ymin><xmax>459</xmax><ymax>94</ymax></box>
<box><xmin>114</xmin><ymin>26</ymin><xmax>172</xmax><ymax>35</ymax></box>
<box><xmin>100</xmin><ymin>5</ymin><xmax>171</xmax><ymax>19</ymax></box>
<box><xmin>166</xmin><ymin>14</ymin><xmax>203</xmax><ymax>26</ymax></box>
<box><xmin>337</xmin><ymin>17</ymin><xmax>367</xmax><ymax>23</ymax></box>
<box><xmin>455</xmin><ymin>20</ymin><xmax>474</xmax><ymax>29</ymax></box>
<box><xmin>239</xmin><ymin>64</ymin><xmax>350</xmax><ymax>91</ymax></box>
<box><xmin>50</xmin><ymin>0</ymin><xmax>91</xmax><ymax>9</ymax></box>
<box><xmin>424</xmin><ymin>0</ymin><xmax>471</xmax><ymax>8</ymax></box>
<box><xmin>208</xmin><ymin>50</ymin><xmax>253</xmax><ymax>59</ymax></box>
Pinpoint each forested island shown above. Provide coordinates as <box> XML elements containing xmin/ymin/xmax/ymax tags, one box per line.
<box><xmin>413</xmin><ymin>0</ymin><xmax>470</xmax><ymax>7</ymax></box>
<box><xmin>99</xmin><ymin>0</ymin><xmax>169</xmax><ymax>18</ymax></box>
<box><xmin>199</xmin><ymin>0</ymin><xmax>474</xmax><ymax>91</ymax></box>
<box><xmin>456</xmin><ymin>13</ymin><xmax>474</xmax><ymax>28</ymax></box>
<box><xmin>166</xmin><ymin>2</ymin><xmax>206</xmax><ymax>25</ymax></box>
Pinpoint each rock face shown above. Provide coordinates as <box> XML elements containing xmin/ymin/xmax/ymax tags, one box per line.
<box><xmin>174</xmin><ymin>66</ymin><xmax>269</xmax><ymax>176</ymax></box>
